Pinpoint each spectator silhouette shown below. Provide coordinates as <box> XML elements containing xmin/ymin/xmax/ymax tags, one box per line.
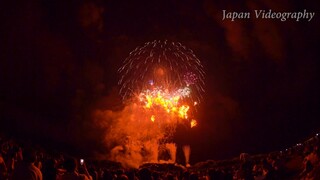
<box><xmin>138</xmin><ymin>168</ymin><xmax>152</xmax><ymax>180</ymax></box>
<box><xmin>88</xmin><ymin>166</ymin><xmax>98</xmax><ymax>180</ymax></box>
<box><xmin>189</xmin><ymin>173</ymin><xmax>199</xmax><ymax>180</ymax></box>
<box><xmin>58</xmin><ymin>157</ymin><xmax>92</xmax><ymax>180</ymax></box>
<box><xmin>42</xmin><ymin>158</ymin><xmax>57</xmax><ymax>180</ymax></box>
<box><xmin>102</xmin><ymin>169</ymin><xmax>113</xmax><ymax>180</ymax></box>
<box><xmin>182</xmin><ymin>170</ymin><xmax>190</xmax><ymax>180</ymax></box>
<box><xmin>0</xmin><ymin>152</ymin><xmax>8</xmax><ymax>179</ymax></box>
<box><xmin>12</xmin><ymin>148</ymin><xmax>43</xmax><ymax>180</ymax></box>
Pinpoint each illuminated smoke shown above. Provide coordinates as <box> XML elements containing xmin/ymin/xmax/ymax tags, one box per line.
<box><xmin>165</xmin><ymin>143</ymin><xmax>177</xmax><ymax>163</ymax></box>
<box><xmin>182</xmin><ymin>145</ymin><xmax>191</xmax><ymax>167</ymax></box>
<box><xmin>96</xmin><ymin>41</ymin><xmax>204</xmax><ymax>168</ymax></box>
<box><xmin>94</xmin><ymin>105</ymin><xmax>162</xmax><ymax>168</ymax></box>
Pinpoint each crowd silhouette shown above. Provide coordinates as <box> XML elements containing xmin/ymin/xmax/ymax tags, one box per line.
<box><xmin>1</xmin><ymin>133</ymin><xmax>320</xmax><ymax>180</ymax></box>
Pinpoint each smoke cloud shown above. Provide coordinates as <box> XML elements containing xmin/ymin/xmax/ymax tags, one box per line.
<box><xmin>93</xmin><ymin>101</ymin><xmax>180</xmax><ymax>168</ymax></box>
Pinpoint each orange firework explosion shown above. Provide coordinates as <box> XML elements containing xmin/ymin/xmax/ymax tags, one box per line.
<box><xmin>190</xmin><ymin>119</ymin><xmax>197</xmax><ymax>128</ymax></box>
<box><xmin>100</xmin><ymin>41</ymin><xmax>204</xmax><ymax>168</ymax></box>
<box><xmin>138</xmin><ymin>88</ymin><xmax>197</xmax><ymax>128</ymax></box>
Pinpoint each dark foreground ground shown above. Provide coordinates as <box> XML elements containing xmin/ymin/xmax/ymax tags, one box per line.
<box><xmin>1</xmin><ymin>132</ymin><xmax>320</xmax><ymax>179</ymax></box>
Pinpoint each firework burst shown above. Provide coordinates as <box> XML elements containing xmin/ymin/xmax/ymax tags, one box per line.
<box><xmin>118</xmin><ymin>40</ymin><xmax>205</xmax><ymax>130</ymax></box>
<box><xmin>104</xmin><ymin>40</ymin><xmax>205</xmax><ymax>167</ymax></box>
<box><xmin>118</xmin><ymin>40</ymin><xmax>205</xmax><ymax>104</ymax></box>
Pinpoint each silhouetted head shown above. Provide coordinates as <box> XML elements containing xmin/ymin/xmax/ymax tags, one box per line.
<box><xmin>44</xmin><ymin>158</ymin><xmax>57</xmax><ymax>169</ymax></box>
<box><xmin>190</xmin><ymin>173</ymin><xmax>199</xmax><ymax>180</ymax></box>
<box><xmin>23</xmin><ymin>148</ymin><xmax>37</xmax><ymax>163</ymax></box>
<box><xmin>64</xmin><ymin>157</ymin><xmax>77</xmax><ymax>172</ymax></box>
<box><xmin>305</xmin><ymin>160</ymin><xmax>313</xmax><ymax>173</ymax></box>
<box><xmin>138</xmin><ymin>168</ymin><xmax>152</xmax><ymax>180</ymax></box>
<box><xmin>118</xmin><ymin>174</ymin><xmax>129</xmax><ymax>180</ymax></box>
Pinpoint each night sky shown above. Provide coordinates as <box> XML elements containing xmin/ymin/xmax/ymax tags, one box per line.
<box><xmin>1</xmin><ymin>0</ymin><xmax>320</xmax><ymax>163</ymax></box>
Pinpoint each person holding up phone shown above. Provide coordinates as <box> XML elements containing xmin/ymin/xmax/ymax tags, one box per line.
<box><xmin>57</xmin><ymin>157</ymin><xmax>92</xmax><ymax>180</ymax></box>
<box><xmin>80</xmin><ymin>159</ymin><xmax>84</xmax><ymax>166</ymax></box>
